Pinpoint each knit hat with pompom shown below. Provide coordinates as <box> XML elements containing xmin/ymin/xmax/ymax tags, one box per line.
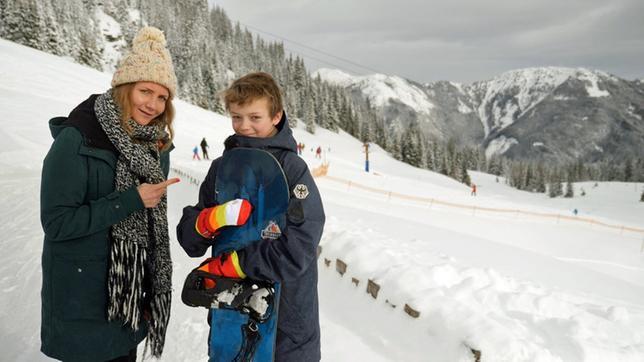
<box><xmin>111</xmin><ymin>26</ymin><xmax>177</xmax><ymax>97</ymax></box>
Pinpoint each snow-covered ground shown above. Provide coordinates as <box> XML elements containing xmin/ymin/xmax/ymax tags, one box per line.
<box><xmin>1</xmin><ymin>38</ymin><xmax>644</xmax><ymax>361</ymax></box>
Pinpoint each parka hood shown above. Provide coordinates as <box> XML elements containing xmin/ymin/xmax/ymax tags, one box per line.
<box><xmin>223</xmin><ymin>112</ymin><xmax>297</xmax><ymax>154</ymax></box>
<box><xmin>48</xmin><ymin>94</ymin><xmax>118</xmax><ymax>154</ymax></box>
<box><xmin>48</xmin><ymin>94</ymin><xmax>98</xmax><ymax>139</ymax></box>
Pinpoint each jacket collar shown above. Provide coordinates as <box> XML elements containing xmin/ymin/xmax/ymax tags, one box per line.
<box><xmin>223</xmin><ymin>112</ymin><xmax>297</xmax><ymax>154</ymax></box>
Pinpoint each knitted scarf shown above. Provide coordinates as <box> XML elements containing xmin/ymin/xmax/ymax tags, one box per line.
<box><xmin>94</xmin><ymin>90</ymin><xmax>172</xmax><ymax>358</ymax></box>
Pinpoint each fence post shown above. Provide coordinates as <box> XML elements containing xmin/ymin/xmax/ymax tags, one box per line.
<box><xmin>335</xmin><ymin>259</ymin><xmax>347</xmax><ymax>276</ymax></box>
<box><xmin>367</xmin><ymin>279</ymin><xmax>380</xmax><ymax>299</ymax></box>
<box><xmin>404</xmin><ymin>304</ymin><xmax>420</xmax><ymax>318</ymax></box>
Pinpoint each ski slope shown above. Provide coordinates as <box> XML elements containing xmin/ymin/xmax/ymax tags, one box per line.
<box><xmin>1</xmin><ymin>38</ymin><xmax>644</xmax><ymax>361</ymax></box>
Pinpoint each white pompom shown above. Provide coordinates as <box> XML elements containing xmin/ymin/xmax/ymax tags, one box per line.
<box><xmin>133</xmin><ymin>26</ymin><xmax>167</xmax><ymax>46</ymax></box>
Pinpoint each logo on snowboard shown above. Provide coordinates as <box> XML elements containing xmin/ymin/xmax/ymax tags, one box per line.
<box><xmin>261</xmin><ymin>221</ymin><xmax>282</xmax><ymax>239</ymax></box>
<box><xmin>293</xmin><ymin>184</ymin><xmax>309</xmax><ymax>199</ymax></box>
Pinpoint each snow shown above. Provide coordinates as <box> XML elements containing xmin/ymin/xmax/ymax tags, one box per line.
<box><xmin>128</xmin><ymin>9</ymin><xmax>142</xmax><ymax>23</ymax></box>
<box><xmin>553</xmin><ymin>95</ymin><xmax>573</xmax><ymax>101</ymax></box>
<box><xmin>533</xmin><ymin>142</ymin><xmax>545</xmax><ymax>147</ymax></box>
<box><xmin>457</xmin><ymin>98</ymin><xmax>473</xmax><ymax>113</ymax></box>
<box><xmin>476</xmin><ymin>67</ymin><xmax>577</xmax><ymax>137</ymax></box>
<box><xmin>627</xmin><ymin>104</ymin><xmax>642</xmax><ymax>121</ymax></box>
<box><xmin>314</xmin><ymin>68</ymin><xmax>435</xmax><ymax>113</ymax></box>
<box><xmin>2</xmin><ymin>38</ymin><xmax>644</xmax><ymax>361</ymax></box>
<box><xmin>577</xmin><ymin>69</ymin><xmax>610</xmax><ymax>98</ymax></box>
<box><xmin>485</xmin><ymin>135</ymin><xmax>519</xmax><ymax>158</ymax></box>
<box><xmin>450</xmin><ymin>81</ymin><xmax>465</xmax><ymax>93</ymax></box>
<box><xmin>95</xmin><ymin>8</ymin><xmax>126</xmax><ymax>72</ymax></box>
<box><xmin>313</xmin><ymin>68</ymin><xmax>357</xmax><ymax>88</ymax></box>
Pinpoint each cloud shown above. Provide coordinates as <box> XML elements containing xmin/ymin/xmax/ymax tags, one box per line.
<box><xmin>209</xmin><ymin>0</ymin><xmax>644</xmax><ymax>82</ymax></box>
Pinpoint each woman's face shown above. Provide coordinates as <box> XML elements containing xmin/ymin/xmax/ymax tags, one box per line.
<box><xmin>129</xmin><ymin>81</ymin><xmax>170</xmax><ymax>126</ymax></box>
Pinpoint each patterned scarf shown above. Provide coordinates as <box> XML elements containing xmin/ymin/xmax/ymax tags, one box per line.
<box><xmin>94</xmin><ymin>90</ymin><xmax>172</xmax><ymax>358</ymax></box>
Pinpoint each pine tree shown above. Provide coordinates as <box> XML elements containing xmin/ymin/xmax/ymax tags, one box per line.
<box><xmin>460</xmin><ymin>159</ymin><xmax>471</xmax><ymax>186</ymax></box>
<box><xmin>548</xmin><ymin>170</ymin><xmax>564</xmax><ymax>198</ymax></box>
<box><xmin>425</xmin><ymin>140</ymin><xmax>435</xmax><ymax>171</ymax></box>
<box><xmin>1</xmin><ymin>0</ymin><xmax>45</xmax><ymax>49</ymax></box>
<box><xmin>564</xmin><ymin>181</ymin><xmax>574</xmax><ymax>198</ymax></box>
<box><xmin>623</xmin><ymin>159</ymin><xmax>633</xmax><ymax>182</ymax></box>
<box><xmin>401</xmin><ymin>122</ymin><xmax>422</xmax><ymax>167</ymax></box>
<box><xmin>302</xmin><ymin>93</ymin><xmax>316</xmax><ymax>129</ymax></box>
<box><xmin>387</xmin><ymin>123</ymin><xmax>402</xmax><ymax>161</ymax></box>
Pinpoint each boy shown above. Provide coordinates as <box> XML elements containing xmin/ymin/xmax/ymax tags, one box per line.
<box><xmin>177</xmin><ymin>72</ymin><xmax>325</xmax><ymax>361</ymax></box>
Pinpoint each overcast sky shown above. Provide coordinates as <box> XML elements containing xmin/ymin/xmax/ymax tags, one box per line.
<box><xmin>208</xmin><ymin>0</ymin><xmax>644</xmax><ymax>84</ymax></box>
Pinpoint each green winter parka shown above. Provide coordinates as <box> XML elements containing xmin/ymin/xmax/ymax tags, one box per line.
<box><xmin>40</xmin><ymin>95</ymin><xmax>171</xmax><ymax>361</ymax></box>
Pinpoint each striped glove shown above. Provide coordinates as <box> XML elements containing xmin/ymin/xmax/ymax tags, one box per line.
<box><xmin>198</xmin><ymin>251</ymin><xmax>246</xmax><ymax>288</ymax></box>
<box><xmin>195</xmin><ymin>199</ymin><xmax>252</xmax><ymax>238</ymax></box>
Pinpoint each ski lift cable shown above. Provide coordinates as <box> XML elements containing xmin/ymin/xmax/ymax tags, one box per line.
<box><xmin>239</xmin><ymin>22</ymin><xmax>385</xmax><ymax>75</ymax></box>
<box><xmin>242</xmin><ymin>22</ymin><xmax>423</xmax><ymax>83</ymax></box>
<box><xmin>280</xmin><ymin>45</ymin><xmax>372</xmax><ymax>76</ymax></box>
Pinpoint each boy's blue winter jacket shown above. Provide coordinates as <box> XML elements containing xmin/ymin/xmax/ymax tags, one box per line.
<box><xmin>177</xmin><ymin>114</ymin><xmax>325</xmax><ymax>362</ymax></box>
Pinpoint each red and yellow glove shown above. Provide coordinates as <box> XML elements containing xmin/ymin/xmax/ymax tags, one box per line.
<box><xmin>198</xmin><ymin>251</ymin><xmax>246</xmax><ymax>288</ymax></box>
<box><xmin>195</xmin><ymin>199</ymin><xmax>252</xmax><ymax>238</ymax></box>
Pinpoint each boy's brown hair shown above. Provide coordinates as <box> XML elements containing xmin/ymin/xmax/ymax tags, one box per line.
<box><xmin>221</xmin><ymin>72</ymin><xmax>283</xmax><ymax>117</ymax></box>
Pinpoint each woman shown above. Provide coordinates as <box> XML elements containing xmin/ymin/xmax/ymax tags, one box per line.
<box><xmin>40</xmin><ymin>27</ymin><xmax>179</xmax><ymax>361</ymax></box>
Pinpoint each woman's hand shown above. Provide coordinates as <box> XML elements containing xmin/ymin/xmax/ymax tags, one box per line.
<box><xmin>137</xmin><ymin>178</ymin><xmax>180</xmax><ymax>208</ymax></box>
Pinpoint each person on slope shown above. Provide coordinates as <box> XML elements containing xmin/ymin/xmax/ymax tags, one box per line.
<box><xmin>200</xmin><ymin>137</ymin><xmax>210</xmax><ymax>160</ymax></box>
<box><xmin>40</xmin><ymin>27</ymin><xmax>179</xmax><ymax>362</ymax></box>
<box><xmin>177</xmin><ymin>72</ymin><xmax>326</xmax><ymax>361</ymax></box>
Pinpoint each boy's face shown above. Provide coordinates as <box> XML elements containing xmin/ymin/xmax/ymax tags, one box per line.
<box><xmin>230</xmin><ymin>97</ymin><xmax>282</xmax><ymax>138</ymax></box>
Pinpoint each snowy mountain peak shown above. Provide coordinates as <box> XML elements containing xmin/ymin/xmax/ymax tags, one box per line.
<box><xmin>314</xmin><ymin>68</ymin><xmax>435</xmax><ymax>113</ymax></box>
<box><xmin>473</xmin><ymin>66</ymin><xmax>615</xmax><ymax>137</ymax></box>
<box><xmin>473</xmin><ymin>67</ymin><xmax>579</xmax><ymax>137</ymax></box>
<box><xmin>312</xmin><ymin>68</ymin><xmax>357</xmax><ymax>88</ymax></box>
<box><xmin>320</xmin><ymin>64</ymin><xmax>642</xmax><ymax>163</ymax></box>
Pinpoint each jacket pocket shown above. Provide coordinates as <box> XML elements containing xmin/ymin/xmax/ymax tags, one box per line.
<box><xmin>94</xmin><ymin>162</ymin><xmax>115</xmax><ymax>198</ymax></box>
<box><xmin>52</xmin><ymin>255</ymin><xmax>108</xmax><ymax>321</ymax></box>
<box><xmin>277</xmin><ymin>293</ymin><xmax>308</xmax><ymax>344</ymax></box>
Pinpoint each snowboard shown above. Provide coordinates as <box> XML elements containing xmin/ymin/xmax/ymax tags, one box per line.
<box><xmin>209</xmin><ymin>147</ymin><xmax>289</xmax><ymax>362</ymax></box>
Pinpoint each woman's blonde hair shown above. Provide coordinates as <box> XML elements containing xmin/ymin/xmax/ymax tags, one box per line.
<box><xmin>112</xmin><ymin>83</ymin><xmax>175</xmax><ymax>151</ymax></box>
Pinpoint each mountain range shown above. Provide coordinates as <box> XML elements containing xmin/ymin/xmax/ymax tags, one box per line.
<box><xmin>315</xmin><ymin>67</ymin><xmax>644</xmax><ymax>163</ymax></box>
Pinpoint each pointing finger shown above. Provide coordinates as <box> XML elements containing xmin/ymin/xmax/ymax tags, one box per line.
<box><xmin>157</xmin><ymin>178</ymin><xmax>181</xmax><ymax>189</ymax></box>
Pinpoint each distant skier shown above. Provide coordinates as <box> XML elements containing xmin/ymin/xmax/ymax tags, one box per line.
<box><xmin>573</xmin><ymin>208</ymin><xmax>578</xmax><ymax>216</ymax></box>
<box><xmin>471</xmin><ymin>183</ymin><xmax>477</xmax><ymax>196</ymax></box>
<box><xmin>200</xmin><ymin>137</ymin><xmax>209</xmax><ymax>160</ymax></box>
<box><xmin>192</xmin><ymin>145</ymin><xmax>201</xmax><ymax>160</ymax></box>
<box><xmin>315</xmin><ymin>146</ymin><xmax>322</xmax><ymax>159</ymax></box>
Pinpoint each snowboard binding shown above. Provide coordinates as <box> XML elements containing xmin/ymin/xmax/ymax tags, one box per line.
<box><xmin>181</xmin><ymin>261</ymin><xmax>275</xmax><ymax>322</ymax></box>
